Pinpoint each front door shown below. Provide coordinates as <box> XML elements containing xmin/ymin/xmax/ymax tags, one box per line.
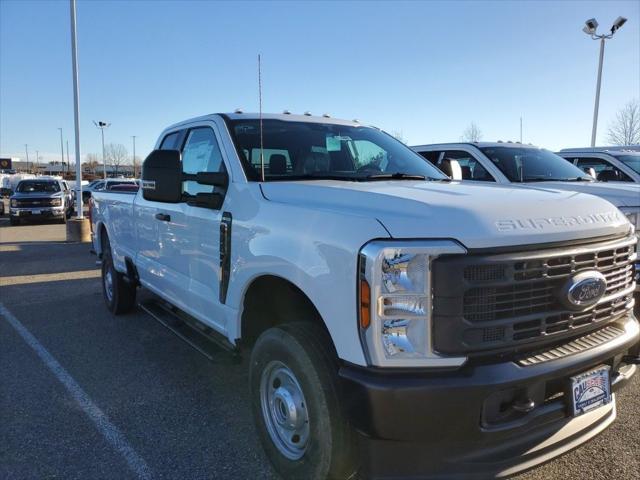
<box><xmin>158</xmin><ymin>124</ymin><xmax>228</xmax><ymax>333</ymax></box>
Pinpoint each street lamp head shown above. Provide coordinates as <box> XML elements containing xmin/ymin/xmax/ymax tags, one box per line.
<box><xmin>583</xmin><ymin>18</ymin><xmax>598</xmax><ymax>35</ymax></box>
<box><xmin>611</xmin><ymin>16</ymin><xmax>627</xmax><ymax>34</ymax></box>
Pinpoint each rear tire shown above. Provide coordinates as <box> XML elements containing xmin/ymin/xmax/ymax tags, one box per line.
<box><xmin>250</xmin><ymin>323</ymin><xmax>357</xmax><ymax>480</ymax></box>
<box><xmin>10</xmin><ymin>217</ymin><xmax>19</xmax><ymax>226</ymax></box>
<box><xmin>101</xmin><ymin>235</ymin><xmax>136</xmax><ymax>315</ymax></box>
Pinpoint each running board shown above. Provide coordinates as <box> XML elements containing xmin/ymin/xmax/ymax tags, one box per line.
<box><xmin>139</xmin><ymin>299</ymin><xmax>241</xmax><ymax>364</ymax></box>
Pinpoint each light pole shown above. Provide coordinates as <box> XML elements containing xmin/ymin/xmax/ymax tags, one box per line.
<box><xmin>25</xmin><ymin>144</ymin><xmax>29</xmax><ymax>172</ymax></box>
<box><xmin>58</xmin><ymin>127</ymin><xmax>65</xmax><ymax>175</ymax></box>
<box><xmin>583</xmin><ymin>16</ymin><xmax>627</xmax><ymax>147</ymax></box>
<box><xmin>131</xmin><ymin>135</ymin><xmax>137</xmax><ymax>178</ymax></box>
<box><xmin>35</xmin><ymin>150</ymin><xmax>39</xmax><ymax>174</ymax></box>
<box><xmin>66</xmin><ymin>140</ymin><xmax>70</xmax><ymax>175</ymax></box>
<box><xmin>70</xmin><ymin>0</ymin><xmax>84</xmax><ymax>218</ymax></box>
<box><xmin>94</xmin><ymin>120</ymin><xmax>110</xmax><ymax>179</ymax></box>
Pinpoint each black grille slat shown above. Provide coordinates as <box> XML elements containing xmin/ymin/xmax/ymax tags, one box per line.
<box><xmin>432</xmin><ymin>235</ymin><xmax>637</xmax><ymax>355</ymax></box>
<box><xmin>517</xmin><ymin>325</ymin><xmax>626</xmax><ymax>366</ymax></box>
<box><xmin>17</xmin><ymin>198</ymin><xmax>56</xmax><ymax>207</ymax></box>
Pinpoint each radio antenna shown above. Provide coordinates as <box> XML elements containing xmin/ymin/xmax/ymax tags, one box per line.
<box><xmin>258</xmin><ymin>54</ymin><xmax>265</xmax><ymax>182</ymax></box>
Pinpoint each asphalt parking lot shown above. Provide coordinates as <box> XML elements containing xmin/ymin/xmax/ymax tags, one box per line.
<box><xmin>0</xmin><ymin>211</ymin><xmax>638</xmax><ymax>480</ymax></box>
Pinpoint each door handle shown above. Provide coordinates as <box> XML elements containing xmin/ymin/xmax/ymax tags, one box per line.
<box><xmin>155</xmin><ymin>213</ymin><xmax>171</xmax><ymax>222</ymax></box>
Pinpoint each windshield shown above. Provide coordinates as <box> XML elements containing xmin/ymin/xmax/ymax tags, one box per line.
<box><xmin>480</xmin><ymin>146</ymin><xmax>590</xmax><ymax>182</ymax></box>
<box><xmin>16</xmin><ymin>180</ymin><xmax>60</xmax><ymax>193</ymax></box>
<box><xmin>615</xmin><ymin>154</ymin><xmax>640</xmax><ymax>174</ymax></box>
<box><xmin>226</xmin><ymin>119</ymin><xmax>447</xmax><ymax>182</ymax></box>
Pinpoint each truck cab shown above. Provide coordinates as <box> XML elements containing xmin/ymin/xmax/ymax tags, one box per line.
<box><xmin>557</xmin><ymin>147</ymin><xmax>640</xmax><ymax>184</ymax></box>
<box><xmin>92</xmin><ymin>114</ymin><xmax>639</xmax><ymax>479</ymax></box>
<box><xmin>9</xmin><ymin>177</ymin><xmax>73</xmax><ymax>225</ymax></box>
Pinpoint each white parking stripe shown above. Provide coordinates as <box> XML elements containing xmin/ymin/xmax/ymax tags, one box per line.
<box><xmin>0</xmin><ymin>302</ymin><xmax>153</xmax><ymax>480</ymax></box>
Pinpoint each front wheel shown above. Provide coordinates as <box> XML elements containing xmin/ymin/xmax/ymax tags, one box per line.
<box><xmin>250</xmin><ymin>323</ymin><xmax>357</xmax><ymax>480</ymax></box>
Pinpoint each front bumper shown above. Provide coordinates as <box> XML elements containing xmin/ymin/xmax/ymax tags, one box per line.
<box><xmin>10</xmin><ymin>207</ymin><xmax>65</xmax><ymax>219</ymax></box>
<box><xmin>340</xmin><ymin>314</ymin><xmax>639</xmax><ymax>479</ymax></box>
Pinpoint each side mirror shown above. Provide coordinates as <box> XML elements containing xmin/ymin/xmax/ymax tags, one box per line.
<box><xmin>142</xmin><ymin>150</ymin><xmax>182</xmax><ymax>202</ymax></box>
<box><xmin>440</xmin><ymin>158</ymin><xmax>463</xmax><ymax>180</ymax></box>
<box><xmin>448</xmin><ymin>159</ymin><xmax>463</xmax><ymax>181</ymax></box>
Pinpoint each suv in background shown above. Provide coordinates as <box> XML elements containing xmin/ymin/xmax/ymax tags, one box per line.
<box><xmin>9</xmin><ymin>177</ymin><xmax>73</xmax><ymax>225</ymax></box>
<box><xmin>557</xmin><ymin>147</ymin><xmax>640</xmax><ymax>184</ymax></box>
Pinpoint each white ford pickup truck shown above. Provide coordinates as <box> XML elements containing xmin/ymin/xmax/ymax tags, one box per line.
<box><xmin>91</xmin><ymin>113</ymin><xmax>639</xmax><ymax>479</ymax></box>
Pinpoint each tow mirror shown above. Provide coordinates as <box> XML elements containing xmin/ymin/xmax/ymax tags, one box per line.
<box><xmin>184</xmin><ymin>171</ymin><xmax>229</xmax><ymax>188</ymax></box>
<box><xmin>448</xmin><ymin>159</ymin><xmax>463</xmax><ymax>181</ymax></box>
<box><xmin>440</xmin><ymin>158</ymin><xmax>463</xmax><ymax>180</ymax></box>
<box><xmin>142</xmin><ymin>150</ymin><xmax>182</xmax><ymax>203</ymax></box>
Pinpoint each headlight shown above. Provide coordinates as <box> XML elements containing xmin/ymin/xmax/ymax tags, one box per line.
<box><xmin>51</xmin><ymin>198</ymin><xmax>62</xmax><ymax>206</ymax></box>
<box><xmin>619</xmin><ymin>207</ymin><xmax>640</xmax><ymax>232</ymax></box>
<box><xmin>358</xmin><ymin>240</ymin><xmax>467</xmax><ymax>368</ymax></box>
<box><xmin>10</xmin><ymin>199</ymin><xmax>17</xmax><ymax>207</ymax></box>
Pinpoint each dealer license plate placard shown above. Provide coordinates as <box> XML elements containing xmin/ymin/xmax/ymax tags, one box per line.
<box><xmin>570</xmin><ymin>366</ymin><xmax>611</xmax><ymax>417</ymax></box>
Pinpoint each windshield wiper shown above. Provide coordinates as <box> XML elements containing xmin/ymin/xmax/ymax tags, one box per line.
<box><xmin>525</xmin><ymin>176</ymin><xmax>594</xmax><ymax>182</ymax></box>
<box><xmin>364</xmin><ymin>172</ymin><xmax>428</xmax><ymax>181</ymax></box>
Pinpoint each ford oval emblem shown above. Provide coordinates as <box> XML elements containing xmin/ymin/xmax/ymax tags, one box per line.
<box><xmin>559</xmin><ymin>271</ymin><xmax>607</xmax><ymax>310</ymax></box>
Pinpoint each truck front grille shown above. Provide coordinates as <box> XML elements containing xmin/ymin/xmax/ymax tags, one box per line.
<box><xmin>16</xmin><ymin>198</ymin><xmax>57</xmax><ymax>207</ymax></box>
<box><xmin>432</xmin><ymin>234</ymin><xmax>637</xmax><ymax>355</ymax></box>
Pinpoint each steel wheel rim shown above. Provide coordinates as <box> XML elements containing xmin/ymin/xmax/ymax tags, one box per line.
<box><xmin>259</xmin><ymin>360</ymin><xmax>310</xmax><ymax>460</ymax></box>
<box><xmin>104</xmin><ymin>266</ymin><xmax>114</xmax><ymax>302</ymax></box>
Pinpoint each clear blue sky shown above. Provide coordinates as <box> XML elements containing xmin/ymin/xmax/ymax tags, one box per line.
<box><xmin>1</xmin><ymin>0</ymin><xmax>638</xmax><ymax>165</ymax></box>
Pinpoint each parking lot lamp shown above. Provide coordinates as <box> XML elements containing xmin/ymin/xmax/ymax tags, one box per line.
<box><xmin>94</xmin><ymin>120</ymin><xmax>110</xmax><ymax>179</ymax></box>
<box><xmin>132</xmin><ymin>135</ymin><xmax>137</xmax><ymax>178</ymax></box>
<box><xmin>58</xmin><ymin>128</ymin><xmax>65</xmax><ymax>174</ymax></box>
<box><xmin>583</xmin><ymin>16</ymin><xmax>627</xmax><ymax>147</ymax></box>
<box><xmin>24</xmin><ymin>144</ymin><xmax>29</xmax><ymax>172</ymax></box>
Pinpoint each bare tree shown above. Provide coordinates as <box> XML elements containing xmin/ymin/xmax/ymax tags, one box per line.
<box><xmin>461</xmin><ymin>122</ymin><xmax>482</xmax><ymax>142</ymax></box>
<box><xmin>84</xmin><ymin>153</ymin><xmax>100</xmax><ymax>174</ymax></box>
<box><xmin>607</xmin><ymin>100</ymin><xmax>640</xmax><ymax>145</ymax></box>
<box><xmin>104</xmin><ymin>143</ymin><xmax>129</xmax><ymax>176</ymax></box>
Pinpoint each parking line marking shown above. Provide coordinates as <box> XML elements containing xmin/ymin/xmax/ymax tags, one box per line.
<box><xmin>0</xmin><ymin>269</ymin><xmax>100</xmax><ymax>287</ymax></box>
<box><xmin>0</xmin><ymin>302</ymin><xmax>153</xmax><ymax>480</ymax></box>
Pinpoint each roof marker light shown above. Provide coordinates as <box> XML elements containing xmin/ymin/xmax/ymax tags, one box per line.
<box><xmin>283</xmin><ymin>110</ymin><xmax>291</xmax><ymax>114</ymax></box>
<box><xmin>234</xmin><ymin>108</ymin><xmax>243</xmax><ymax>114</ymax></box>
<box><xmin>303</xmin><ymin>111</ymin><xmax>312</xmax><ymax>116</ymax></box>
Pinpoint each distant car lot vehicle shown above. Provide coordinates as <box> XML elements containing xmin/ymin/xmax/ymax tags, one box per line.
<box><xmin>90</xmin><ymin>113</ymin><xmax>639</xmax><ymax>480</ymax></box>
<box><xmin>557</xmin><ymin>147</ymin><xmax>640</xmax><ymax>184</ymax></box>
<box><xmin>9</xmin><ymin>177</ymin><xmax>73</xmax><ymax>225</ymax></box>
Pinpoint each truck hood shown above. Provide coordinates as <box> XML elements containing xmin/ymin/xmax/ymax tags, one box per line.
<box><xmin>521</xmin><ymin>181</ymin><xmax>640</xmax><ymax>207</ymax></box>
<box><xmin>261</xmin><ymin>180</ymin><xmax>631</xmax><ymax>249</ymax></box>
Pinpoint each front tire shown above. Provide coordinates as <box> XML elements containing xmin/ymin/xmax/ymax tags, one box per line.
<box><xmin>250</xmin><ymin>323</ymin><xmax>357</xmax><ymax>480</ymax></box>
<box><xmin>101</xmin><ymin>237</ymin><xmax>136</xmax><ymax>314</ymax></box>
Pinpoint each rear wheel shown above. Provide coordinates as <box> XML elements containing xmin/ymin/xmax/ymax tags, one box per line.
<box><xmin>10</xmin><ymin>217</ymin><xmax>19</xmax><ymax>226</ymax></box>
<box><xmin>250</xmin><ymin>323</ymin><xmax>357</xmax><ymax>480</ymax></box>
<box><xmin>101</xmin><ymin>235</ymin><xmax>136</xmax><ymax>314</ymax></box>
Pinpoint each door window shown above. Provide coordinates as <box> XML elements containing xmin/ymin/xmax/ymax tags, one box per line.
<box><xmin>574</xmin><ymin>157</ymin><xmax>632</xmax><ymax>182</ymax></box>
<box><xmin>181</xmin><ymin>127</ymin><xmax>226</xmax><ymax>196</ymax></box>
<box><xmin>443</xmin><ymin>150</ymin><xmax>494</xmax><ymax>181</ymax></box>
<box><xmin>160</xmin><ymin>131</ymin><xmax>181</xmax><ymax>150</ymax></box>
